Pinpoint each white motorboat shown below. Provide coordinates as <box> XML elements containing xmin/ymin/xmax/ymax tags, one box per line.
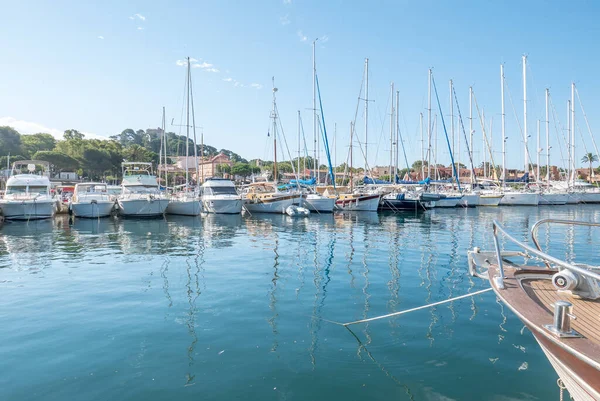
<box><xmin>286</xmin><ymin>205</ymin><xmax>310</xmax><ymax>217</ymax></box>
<box><xmin>0</xmin><ymin>161</ymin><xmax>56</xmax><ymax>220</ymax></box>
<box><xmin>69</xmin><ymin>183</ymin><xmax>115</xmax><ymax>218</ymax></box>
<box><xmin>201</xmin><ymin>178</ymin><xmax>243</xmax><ymax>214</ymax></box>
<box><xmin>117</xmin><ymin>162</ymin><xmax>169</xmax><ymax>217</ymax></box>
<box><xmin>499</xmin><ymin>191</ymin><xmax>539</xmax><ymax>206</ymax></box>
<box><xmin>243</xmin><ymin>183</ymin><xmax>303</xmax><ymax>214</ymax></box>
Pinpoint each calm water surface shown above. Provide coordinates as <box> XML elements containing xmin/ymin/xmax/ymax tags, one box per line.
<box><xmin>1</xmin><ymin>206</ymin><xmax>600</xmax><ymax>400</ymax></box>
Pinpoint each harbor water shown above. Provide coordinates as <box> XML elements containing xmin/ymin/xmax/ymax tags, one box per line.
<box><xmin>1</xmin><ymin>205</ymin><xmax>599</xmax><ymax>400</ymax></box>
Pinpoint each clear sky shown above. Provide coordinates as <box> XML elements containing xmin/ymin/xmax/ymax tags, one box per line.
<box><xmin>1</xmin><ymin>0</ymin><xmax>600</xmax><ymax>171</ymax></box>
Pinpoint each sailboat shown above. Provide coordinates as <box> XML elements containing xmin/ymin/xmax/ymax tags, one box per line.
<box><xmin>243</xmin><ymin>79</ymin><xmax>304</xmax><ymax>214</ymax></box>
<box><xmin>0</xmin><ymin>160</ymin><xmax>56</xmax><ymax>220</ymax></box>
<box><xmin>300</xmin><ymin>42</ymin><xmax>336</xmax><ymax>213</ymax></box>
<box><xmin>335</xmin><ymin>58</ymin><xmax>380</xmax><ymax>212</ymax></box>
<box><xmin>166</xmin><ymin>57</ymin><xmax>202</xmax><ymax>216</ymax></box>
<box><xmin>498</xmin><ymin>56</ymin><xmax>539</xmax><ymax>206</ymax></box>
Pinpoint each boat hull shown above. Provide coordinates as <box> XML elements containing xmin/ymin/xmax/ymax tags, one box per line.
<box><xmin>303</xmin><ymin>195</ymin><xmax>335</xmax><ymax>213</ymax></box>
<box><xmin>499</xmin><ymin>192</ymin><xmax>539</xmax><ymax>206</ymax></box>
<box><xmin>566</xmin><ymin>193</ymin><xmax>581</xmax><ymax>204</ymax></box>
<box><xmin>203</xmin><ymin>197</ymin><xmax>243</xmax><ymax>214</ymax></box>
<box><xmin>580</xmin><ymin>192</ymin><xmax>600</xmax><ymax>204</ymax></box>
<box><xmin>166</xmin><ymin>199</ymin><xmax>202</xmax><ymax>216</ymax></box>
<box><xmin>335</xmin><ymin>194</ymin><xmax>380</xmax><ymax>212</ymax></box>
<box><xmin>538</xmin><ymin>193</ymin><xmax>569</xmax><ymax>205</ymax></box>
<box><xmin>431</xmin><ymin>196</ymin><xmax>462</xmax><ymax>208</ymax></box>
<box><xmin>244</xmin><ymin>194</ymin><xmax>302</xmax><ymax>214</ymax></box>
<box><xmin>458</xmin><ymin>193</ymin><xmax>480</xmax><ymax>207</ymax></box>
<box><xmin>478</xmin><ymin>194</ymin><xmax>503</xmax><ymax>206</ymax></box>
<box><xmin>118</xmin><ymin>198</ymin><xmax>169</xmax><ymax>217</ymax></box>
<box><xmin>0</xmin><ymin>199</ymin><xmax>56</xmax><ymax>220</ymax></box>
<box><xmin>71</xmin><ymin>201</ymin><xmax>115</xmax><ymax>218</ymax></box>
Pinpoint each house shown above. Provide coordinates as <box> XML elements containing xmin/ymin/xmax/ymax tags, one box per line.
<box><xmin>56</xmin><ymin>172</ymin><xmax>79</xmax><ymax>180</ymax></box>
<box><xmin>196</xmin><ymin>152</ymin><xmax>233</xmax><ymax>182</ymax></box>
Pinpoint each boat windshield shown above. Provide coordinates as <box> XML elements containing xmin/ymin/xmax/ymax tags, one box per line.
<box><xmin>123</xmin><ymin>185</ymin><xmax>159</xmax><ymax>194</ymax></box>
<box><xmin>28</xmin><ymin>186</ymin><xmax>49</xmax><ymax>194</ymax></box>
<box><xmin>205</xmin><ymin>187</ymin><xmax>238</xmax><ymax>196</ymax></box>
<box><xmin>5</xmin><ymin>186</ymin><xmax>27</xmax><ymax>195</ymax></box>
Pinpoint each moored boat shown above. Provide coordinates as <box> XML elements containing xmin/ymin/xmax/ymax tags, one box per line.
<box><xmin>117</xmin><ymin>162</ymin><xmax>169</xmax><ymax>217</ymax></box>
<box><xmin>468</xmin><ymin>219</ymin><xmax>600</xmax><ymax>401</ymax></box>
<box><xmin>243</xmin><ymin>183</ymin><xmax>303</xmax><ymax>214</ymax></box>
<box><xmin>0</xmin><ymin>161</ymin><xmax>56</xmax><ymax>220</ymax></box>
<box><xmin>335</xmin><ymin>192</ymin><xmax>380</xmax><ymax>212</ymax></box>
<box><xmin>201</xmin><ymin>178</ymin><xmax>243</xmax><ymax>214</ymax></box>
<box><xmin>69</xmin><ymin>182</ymin><xmax>115</xmax><ymax>218</ymax></box>
<box><xmin>499</xmin><ymin>191</ymin><xmax>539</xmax><ymax>206</ymax></box>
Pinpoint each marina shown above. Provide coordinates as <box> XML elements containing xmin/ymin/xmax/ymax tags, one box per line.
<box><xmin>1</xmin><ymin>205</ymin><xmax>599</xmax><ymax>400</ymax></box>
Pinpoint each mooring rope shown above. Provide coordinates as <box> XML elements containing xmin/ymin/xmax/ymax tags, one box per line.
<box><xmin>342</xmin><ymin>287</ymin><xmax>493</xmax><ymax>326</ymax></box>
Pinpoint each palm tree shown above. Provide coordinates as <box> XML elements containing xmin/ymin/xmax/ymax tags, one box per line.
<box><xmin>581</xmin><ymin>153</ymin><xmax>599</xmax><ymax>182</ymax></box>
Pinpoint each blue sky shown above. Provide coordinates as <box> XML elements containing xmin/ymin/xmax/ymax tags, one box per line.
<box><xmin>1</xmin><ymin>0</ymin><xmax>600</xmax><ymax>171</ymax></box>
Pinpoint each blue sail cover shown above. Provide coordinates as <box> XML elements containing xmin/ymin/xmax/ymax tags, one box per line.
<box><xmin>364</xmin><ymin>176</ymin><xmax>434</xmax><ymax>185</ymax></box>
<box><xmin>288</xmin><ymin>177</ymin><xmax>317</xmax><ymax>186</ymax></box>
<box><xmin>505</xmin><ymin>172</ymin><xmax>530</xmax><ymax>183</ymax></box>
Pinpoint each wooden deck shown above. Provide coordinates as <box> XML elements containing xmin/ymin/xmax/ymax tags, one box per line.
<box><xmin>522</xmin><ymin>278</ymin><xmax>600</xmax><ymax>343</ymax></box>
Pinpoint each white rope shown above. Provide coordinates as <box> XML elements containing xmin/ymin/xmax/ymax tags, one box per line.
<box><xmin>343</xmin><ymin>287</ymin><xmax>493</xmax><ymax>326</ymax></box>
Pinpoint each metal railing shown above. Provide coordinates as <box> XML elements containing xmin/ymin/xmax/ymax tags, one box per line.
<box><xmin>492</xmin><ymin>220</ymin><xmax>600</xmax><ymax>290</ymax></box>
<box><xmin>531</xmin><ymin>219</ymin><xmax>600</xmax><ymax>268</ymax></box>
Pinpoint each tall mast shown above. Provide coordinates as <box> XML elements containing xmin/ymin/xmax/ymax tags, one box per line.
<box><xmin>427</xmin><ymin>69</ymin><xmax>432</xmax><ymax>178</ymax></box>
<box><xmin>312</xmin><ymin>40</ymin><xmax>317</xmax><ymax>181</ymax></box>
<box><xmin>185</xmin><ymin>57</ymin><xmax>190</xmax><ymax>186</ymax></box>
<box><xmin>200</xmin><ymin>128</ymin><xmax>204</xmax><ymax>183</ymax></box>
<box><xmin>571</xmin><ymin>82</ymin><xmax>576</xmax><ymax>186</ymax></box>
<box><xmin>567</xmin><ymin>99</ymin><xmax>571</xmax><ymax>185</ymax></box>
<box><xmin>271</xmin><ymin>77</ymin><xmax>278</xmax><ymax>183</ymax></box>
<box><xmin>545</xmin><ymin>88</ymin><xmax>550</xmax><ymax>183</ymax></box>
<box><xmin>350</xmin><ymin>121</ymin><xmax>354</xmax><ymax>192</ymax></box>
<box><xmin>501</xmin><ymin>64</ymin><xmax>506</xmax><ymax>189</ymax></box>
<box><xmin>364</xmin><ymin>58</ymin><xmax>369</xmax><ymax>173</ymax></box>
<box><xmin>482</xmin><ymin>110</ymin><xmax>486</xmax><ymax>178</ymax></box>
<box><xmin>395</xmin><ymin>90</ymin><xmax>400</xmax><ymax>180</ymax></box>
<box><xmin>523</xmin><ymin>55</ymin><xmax>529</xmax><ymax>175</ymax></box>
<box><xmin>189</xmin><ymin>61</ymin><xmax>199</xmax><ymax>187</ymax></box>
<box><xmin>469</xmin><ymin>86</ymin><xmax>473</xmax><ymax>184</ymax></box>
<box><xmin>450</xmin><ymin>79</ymin><xmax>454</xmax><ymax>185</ymax></box>
<box><xmin>162</xmin><ymin>107</ymin><xmax>167</xmax><ymax>189</ymax></box>
<box><xmin>297</xmin><ymin>110</ymin><xmax>301</xmax><ymax>178</ymax></box>
<box><xmin>535</xmin><ymin>120</ymin><xmax>542</xmax><ymax>182</ymax></box>
<box><xmin>420</xmin><ymin>112</ymin><xmax>424</xmax><ymax>180</ymax></box>
<box><xmin>389</xmin><ymin>81</ymin><xmax>394</xmax><ymax>182</ymax></box>
<box><xmin>334</xmin><ymin>122</ymin><xmax>337</xmax><ymax>180</ymax></box>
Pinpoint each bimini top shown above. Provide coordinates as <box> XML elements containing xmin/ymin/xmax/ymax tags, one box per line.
<box><xmin>6</xmin><ymin>174</ymin><xmax>51</xmax><ymax>188</ymax></box>
<box><xmin>202</xmin><ymin>178</ymin><xmax>236</xmax><ymax>188</ymax></box>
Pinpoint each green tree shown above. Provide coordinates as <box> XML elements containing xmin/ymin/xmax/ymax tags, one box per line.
<box><xmin>82</xmin><ymin>148</ymin><xmax>114</xmax><ymax>180</ymax></box>
<box><xmin>231</xmin><ymin>162</ymin><xmax>251</xmax><ymax>177</ymax></box>
<box><xmin>20</xmin><ymin>133</ymin><xmax>56</xmax><ymax>158</ymax></box>
<box><xmin>122</xmin><ymin>144</ymin><xmax>157</xmax><ymax>163</ymax></box>
<box><xmin>32</xmin><ymin>151</ymin><xmax>80</xmax><ymax>172</ymax></box>
<box><xmin>63</xmin><ymin>129</ymin><xmax>84</xmax><ymax>141</ymax></box>
<box><xmin>0</xmin><ymin>126</ymin><xmax>22</xmax><ymax>156</ymax></box>
<box><xmin>581</xmin><ymin>153</ymin><xmax>599</xmax><ymax>182</ymax></box>
<box><xmin>216</xmin><ymin>163</ymin><xmax>231</xmax><ymax>177</ymax></box>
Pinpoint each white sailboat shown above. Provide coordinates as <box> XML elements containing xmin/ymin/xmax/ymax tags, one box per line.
<box><xmin>243</xmin><ymin>79</ymin><xmax>303</xmax><ymax>214</ymax></box>
<box><xmin>117</xmin><ymin>162</ymin><xmax>169</xmax><ymax>217</ymax></box>
<box><xmin>335</xmin><ymin>59</ymin><xmax>380</xmax><ymax>212</ymax></box>
<box><xmin>0</xmin><ymin>160</ymin><xmax>56</xmax><ymax>220</ymax></box>
<box><xmin>166</xmin><ymin>57</ymin><xmax>202</xmax><ymax>216</ymax></box>
<box><xmin>69</xmin><ymin>182</ymin><xmax>115</xmax><ymax>218</ymax></box>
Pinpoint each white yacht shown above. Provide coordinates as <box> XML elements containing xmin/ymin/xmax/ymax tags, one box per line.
<box><xmin>201</xmin><ymin>178</ymin><xmax>243</xmax><ymax>214</ymax></box>
<box><xmin>117</xmin><ymin>162</ymin><xmax>169</xmax><ymax>217</ymax></box>
<box><xmin>69</xmin><ymin>183</ymin><xmax>115</xmax><ymax>218</ymax></box>
<box><xmin>0</xmin><ymin>161</ymin><xmax>56</xmax><ymax>220</ymax></box>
